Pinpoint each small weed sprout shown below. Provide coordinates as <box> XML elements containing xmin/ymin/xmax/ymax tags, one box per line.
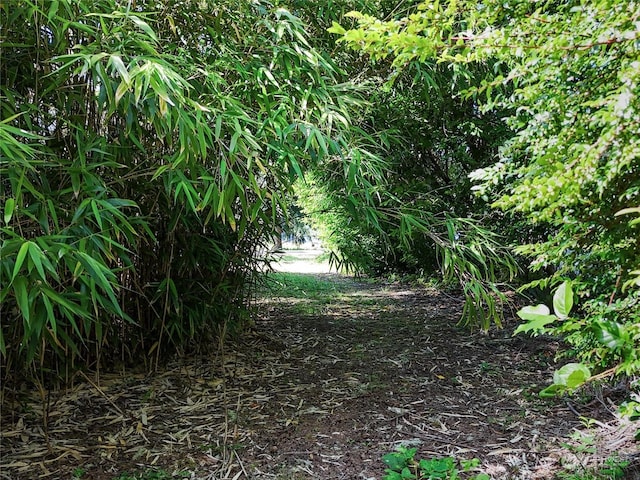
<box><xmin>72</xmin><ymin>468</ymin><xmax>86</xmax><ymax>479</ymax></box>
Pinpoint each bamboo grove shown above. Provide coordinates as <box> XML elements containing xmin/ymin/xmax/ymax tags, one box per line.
<box><xmin>0</xmin><ymin>0</ymin><xmax>389</xmax><ymax>383</ymax></box>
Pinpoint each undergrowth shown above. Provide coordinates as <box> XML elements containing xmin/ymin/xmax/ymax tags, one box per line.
<box><xmin>382</xmin><ymin>447</ymin><xmax>489</xmax><ymax>480</ymax></box>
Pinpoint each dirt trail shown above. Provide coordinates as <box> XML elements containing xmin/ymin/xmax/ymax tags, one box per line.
<box><xmin>1</xmin><ymin>249</ymin><xmax>637</xmax><ymax>479</ymax></box>
<box><xmin>244</xmin><ymin>273</ymin><xmax>576</xmax><ymax>479</ymax></box>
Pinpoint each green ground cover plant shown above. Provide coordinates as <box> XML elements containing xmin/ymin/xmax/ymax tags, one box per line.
<box><xmin>382</xmin><ymin>447</ymin><xmax>489</xmax><ymax>480</ymax></box>
<box><xmin>112</xmin><ymin>469</ymin><xmax>190</xmax><ymax>480</ymax></box>
<box><xmin>266</xmin><ymin>272</ymin><xmax>345</xmax><ymax>298</ymax></box>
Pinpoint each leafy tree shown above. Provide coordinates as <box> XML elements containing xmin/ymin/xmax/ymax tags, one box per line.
<box><xmin>330</xmin><ymin>0</ymin><xmax>640</xmax><ymax>372</ymax></box>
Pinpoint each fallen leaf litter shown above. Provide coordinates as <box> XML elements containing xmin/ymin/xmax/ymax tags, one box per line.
<box><xmin>1</xmin><ymin>255</ymin><xmax>638</xmax><ymax>479</ymax></box>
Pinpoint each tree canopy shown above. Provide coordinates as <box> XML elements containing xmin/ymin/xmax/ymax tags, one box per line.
<box><xmin>331</xmin><ymin>0</ymin><xmax>640</xmax><ymax>376</ymax></box>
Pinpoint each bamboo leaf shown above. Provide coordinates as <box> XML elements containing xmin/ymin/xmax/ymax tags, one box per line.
<box><xmin>115</xmin><ymin>80</ymin><xmax>130</xmax><ymax>104</ymax></box>
<box><xmin>27</xmin><ymin>242</ymin><xmax>46</xmax><ymax>280</ymax></box>
<box><xmin>109</xmin><ymin>54</ymin><xmax>130</xmax><ymax>84</ymax></box>
<box><xmin>13</xmin><ymin>276</ymin><xmax>30</xmax><ymax>325</ymax></box>
<box><xmin>214</xmin><ymin>115</ymin><xmax>222</xmax><ymax>140</ymax></box>
<box><xmin>76</xmin><ymin>252</ymin><xmax>123</xmax><ymax>316</ymax></box>
<box><xmin>3</xmin><ymin>198</ymin><xmax>15</xmax><ymax>224</ymax></box>
<box><xmin>47</xmin><ymin>0</ymin><xmax>59</xmax><ymax>21</ymax></box>
<box><xmin>46</xmin><ymin>199</ymin><xmax>59</xmax><ymax>230</ymax></box>
<box><xmin>220</xmin><ymin>157</ymin><xmax>227</xmax><ymax>180</ymax></box>
<box><xmin>41</xmin><ymin>287</ymin><xmax>85</xmax><ymax>337</ymax></box>
<box><xmin>91</xmin><ymin>200</ymin><xmax>104</xmax><ymax>230</ymax></box>
<box><xmin>229</xmin><ymin>131</ymin><xmax>240</xmax><ymax>154</ymax></box>
<box><xmin>11</xmin><ymin>241</ymin><xmax>30</xmax><ymax>282</ymax></box>
<box><xmin>130</xmin><ymin>15</ymin><xmax>158</xmax><ymax>42</ymax></box>
<box><xmin>42</xmin><ymin>295</ymin><xmax>56</xmax><ymax>335</ymax></box>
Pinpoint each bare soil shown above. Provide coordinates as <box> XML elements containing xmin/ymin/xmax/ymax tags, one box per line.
<box><xmin>1</xmin><ymin>250</ymin><xmax>638</xmax><ymax>479</ymax></box>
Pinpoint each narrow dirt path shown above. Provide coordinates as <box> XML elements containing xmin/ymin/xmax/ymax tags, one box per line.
<box><xmin>1</xmin><ymin>250</ymin><xmax>637</xmax><ymax>479</ymax></box>
<box><xmin>241</xmin><ymin>272</ymin><xmax>577</xmax><ymax>479</ymax></box>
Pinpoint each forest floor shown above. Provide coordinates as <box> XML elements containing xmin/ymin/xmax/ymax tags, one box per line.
<box><xmin>1</xmin><ymin>248</ymin><xmax>638</xmax><ymax>480</ymax></box>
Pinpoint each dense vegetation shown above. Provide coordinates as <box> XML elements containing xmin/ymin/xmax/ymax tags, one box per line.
<box><xmin>330</xmin><ymin>0</ymin><xmax>640</xmax><ymax>385</ymax></box>
<box><xmin>1</xmin><ymin>0</ymin><xmax>380</xmax><ymax>382</ymax></box>
<box><xmin>1</xmin><ymin>0</ymin><xmax>638</xmax><ymax>410</ymax></box>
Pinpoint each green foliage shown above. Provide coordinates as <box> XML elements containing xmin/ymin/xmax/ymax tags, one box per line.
<box><xmin>330</xmin><ymin>0</ymin><xmax>639</xmax><ymax>391</ymax></box>
<box><xmin>516</xmin><ymin>282</ymin><xmax>638</xmax><ymax>461</ymax></box>
<box><xmin>334</xmin><ymin>8</ymin><xmax>638</xmax><ymax>256</ymax></box>
<box><xmin>538</xmin><ymin>363</ymin><xmax>592</xmax><ymax>398</ymax></box>
<box><xmin>619</xmin><ymin>393</ymin><xmax>640</xmax><ymax>441</ymax></box>
<box><xmin>113</xmin><ymin>469</ymin><xmax>190</xmax><ymax>480</ymax></box>
<box><xmin>0</xmin><ymin>0</ymin><xmax>378</xmax><ymax>381</ymax></box>
<box><xmin>72</xmin><ymin>467</ymin><xmax>87</xmax><ymax>479</ymax></box>
<box><xmin>298</xmin><ymin>172</ymin><xmax>519</xmax><ymax>328</ymax></box>
<box><xmin>285</xmin><ymin>0</ymin><xmax>519</xmax><ymax>328</ymax></box>
<box><xmin>557</xmin><ymin>431</ymin><xmax>629</xmax><ymax>480</ymax></box>
<box><xmin>515</xmin><ymin>280</ymin><xmax>575</xmax><ymax>335</ymax></box>
<box><xmin>382</xmin><ymin>447</ymin><xmax>489</xmax><ymax>480</ymax></box>
<box><xmin>515</xmin><ymin>281</ymin><xmax>639</xmax><ymax>408</ymax></box>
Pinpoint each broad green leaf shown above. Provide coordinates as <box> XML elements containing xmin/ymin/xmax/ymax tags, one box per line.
<box><xmin>539</xmin><ymin>383</ymin><xmax>566</xmax><ymax>398</ymax></box>
<box><xmin>516</xmin><ymin>304</ymin><xmax>551</xmax><ymax>320</ymax></box>
<box><xmin>552</xmin><ymin>281</ymin><xmax>573</xmax><ymax>319</ymax></box>
<box><xmin>594</xmin><ymin>321</ymin><xmax>628</xmax><ymax>350</ymax></box>
<box><xmin>553</xmin><ymin>363</ymin><xmax>590</xmax><ymax>389</ymax></box>
<box><xmin>514</xmin><ymin>305</ymin><xmax>556</xmax><ymax>335</ymax></box>
<box><xmin>385</xmin><ymin>473</ymin><xmax>403</xmax><ymax>480</ymax></box>
<box><xmin>566</xmin><ymin>369</ymin><xmax>589</xmax><ymax>389</ymax></box>
<box><xmin>383</xmin><ymin>451</ymin><xmax>409</xmax><ymax>471</ymax></box>
<box><xmin>400</xmin><ymin>467</ymin><xmax>416</xmax><ymax>479</ymax></box>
